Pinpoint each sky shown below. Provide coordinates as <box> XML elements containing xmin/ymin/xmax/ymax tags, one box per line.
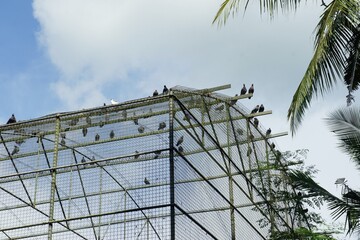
<box><xmin>0</xmin><ymin>0</ymin><xmax>359</xmax><ymax>238</ymax></box>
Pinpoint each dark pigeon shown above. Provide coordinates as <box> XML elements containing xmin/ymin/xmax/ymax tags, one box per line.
<box><xmin>153</xmin><ymin>90</ymin><xmax>159</xmax><ymax>96</ymax></box>
<box><xmin>176</xmin><ymin>136</ymin><xmax>184</xmax><ymax>146</ymax></box>
<box><xmin>236</xmin><ymin>128</ymin><xmax>244</xmax><ymax>136</ymax></box>
<box><xmin>163</xmin><ymin>85</ymin><xmax>169</xmax><ymax>94</ymax></box>
<box><xmin>158</xmin><ymin>122</ymin><xmax>166</xmax><ymax>130</ymax></box>
<box><xmin>144</xmin><ymin>177</ymin><xmax>150</xmax><ymax>185</ymax></box>
<box><xmin>7</xmin><ymin>114</ymin><xmax>16</xmax><ymax>124</ymax></box>
<box><xmin>138</xmin><ymin>126</ymin><xmax>145</xmax><ymax>133</ymax></box>
<box><xmin>240</xmin><ymin>84</ymin><xmax>247</xmax><ymax>95</ymax></box>
<box><xmin>178</xmin><ymin>146</ymin><xmax>184</xmax><ymax>153</ymax></box>
<box><xmin>248</xmin><ymin>84</ymin><xmax>254</xmax><ymax>99</ymax></box>
<box><xmin>251</xmin><ymin>105</ymin><xmax>259</xmax><ymax>114</ymax></box>
<box><xmin>259</xmin><ymin>104</ymin><xmax>264</xmax><ymax>112</ymax></box>
<box><xmin>81</xmin><ymin>157</ymin><xmax>86</xmax><ymax>163</ymax></box>
<box><xmin>266</xmin><ymin>128</ymin><xmax>271</xmax><ymax>137</ymax></box>
<box><xmin>134</xmin><ymin>150</ymin><xmax>140</xmax><ymax>159</ymax></box>
<box><xmin>60</xmin><ymin>138</ymin><xmax>66</xmax><ymax>145</ymax></box>
<box><xmin>95</xmin><ymin>133</ymin><xmax>100</xmax><ymax>141</ymax></box>
<box><xmin>254</xmin><ymin>118</ymin><xmax>259</xmax><ymax>128</ymax></box>
<box><xmin>82</xmin><ymin>127</ymin><xmax>88</xmax><ymax>137</ymax></box>
<box><xmin>110</xmin><ymin>130</ymin><xmax>115</xmax><ymax>139</ymax></box>
<box><xmin>230</xmin><ymin>94</ymin><xmax>238</xmax><ymax>106</ymax></box>
<box><xmin>11</xmin><ymin>146</ymin><xmax>19</xmax><ymax>155</ymax></box>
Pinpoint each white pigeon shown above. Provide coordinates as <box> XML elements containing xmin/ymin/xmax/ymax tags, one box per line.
<box><xmin>110</xmin><ymin>99</ymin><xmax>119</xmax><ymax>105</ymax></box>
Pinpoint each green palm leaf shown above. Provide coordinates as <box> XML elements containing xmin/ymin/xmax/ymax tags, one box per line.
<box><xmin>288</xmin><ymin>0</ymin><xmax>359</xmax><ymax>135</ymax></box>
<box><xmin>344</xmin><ymin>25</ymin><xmax>360</xmax><ymax>91</ymax></box>
<box><xmin>289</xmin><ymin>170</ymin><xmax>360</xmax><ymax>234</ymax></box>
<box><xmin>213</xmin><ymin>0</ymin><xmax>303</xmax><ymax>25</ymax></box>
<box><xmin>326</xmin><ymin>107</ymin><xmax>360</xmax><ymax>171</ymax></box>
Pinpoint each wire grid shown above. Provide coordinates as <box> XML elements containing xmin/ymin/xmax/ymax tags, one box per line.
<box><xmin>171</xmin><ymin>90</ymin><xmax>295</xmax><ymax>239</ymax></box>
<box><xmin>0</xmin><ymin>86</ymin><xmax>304</xmax><ymax>239</ymax></box>
<box><xmin>0</xmin><ymin>97</ymin><xmax>172</xmax><ymax>239</ymax></box>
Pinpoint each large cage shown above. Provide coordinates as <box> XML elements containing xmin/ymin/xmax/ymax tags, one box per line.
<box><xmin>0</xmin><ymin>85</ymin><xmax>304</xmax><ymax>239</ymax></box>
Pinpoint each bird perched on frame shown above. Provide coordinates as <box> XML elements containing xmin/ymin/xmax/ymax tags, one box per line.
<box><xmin>95</xmin><ymin>133</ymin><xmax>100</xmax><ymax>141</ymax></box>
<box><xmin>253</xmin><ymin>118</ymin><xmax>259</xmax><ymax>128</ymax></box>
<box><xmin>11</xmin><ymin>146</ymin><xmax>19</xmax><ymax>155</ymax></box>
<box><xmin>110</xmin><ymin>130</ymin><xmax>115</xmax><ymax>139</ymax></box>
<box><xmin>111</xmin><ymin>99</ymin><xmax>119</xmax><ymax>105</ymax></box>
<box><xmin>163</xmin><ymin>85</ymin><xmax>169</xmax><ymax>94</ymax></box>
<box><xmin>158</xmin><ymin>122</ymin><xmax>166</xmax><ymax>130</ymax></box>
<box><xmin>82</xmin><ymin>127</ymin><xmax>88</xmax><ymax>137</ymax></box>
<box><xmin>176</xmin><ymin>136</ymin><xmax>184</xmax><ymax>146</ymax></box>
<box><xmin>251</xmin><ymin>105</ymin><xmax>259</xmax><ymax>114</ymax></box>
<box><xmin>7</xmin><ymin>114</ymin><xmax>16</xmax><ymax>124</ymax></box>
<box><xmin>248</xmin><ymin>84</ymin><xmax>254</xmax><ymax>99</ymax></box>
<box><xmin>240</xmin><ymin>84</ymin><xmax>247</xmax><ymax>95</ymax></box>
<box><xmin>266</xmin><ymin>128</ymin><xmax>271</xmax><ymax>137</ymax></box>
<box><xmin>144</xmin><ymin>177</ymin><xmax>150</xmax><ymax>185</ymax></box>
<box><xmin>259</xmin><ymin>104</ymin><xmax>265</xmax><ymax>112</ymax></box>
<box><xmin>81</xmin><ymin>157</ymin><xmax>86</xmax><ymax>163</ymax></box>
<box><xmin>138</xmin><ymin>126</ymin><xmax>145</xmax><ymax>133</ymax></box>
<box><xmin>153</xmin><ymin>90</ymin><xmax>159</xmax><ymax>96</ymax></box>
<box><xmin>230</xmin><ymin>94</ymin><xmax>238</xmax><ymax>106</ymax></box>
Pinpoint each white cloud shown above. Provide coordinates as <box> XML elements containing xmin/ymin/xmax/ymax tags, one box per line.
<box><xmin>33</xmin><ymin>0</ymin><xmax>323</xmax><ymax>109</ymax></box>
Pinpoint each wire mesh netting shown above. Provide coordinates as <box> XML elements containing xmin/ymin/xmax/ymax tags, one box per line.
<box><xmin>0</xmin><ymin>85</ymin><xmax>305</xmax><ymax>239</ymax></box>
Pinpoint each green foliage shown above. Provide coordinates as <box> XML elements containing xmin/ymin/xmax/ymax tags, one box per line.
<box><xmin>270</xmin><ymin>227</ymin><xmax>337</xmax><ymax>240</ymax></box>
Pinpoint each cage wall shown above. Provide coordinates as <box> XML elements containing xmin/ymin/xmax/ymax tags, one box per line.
<box><xmin>0</xmin><ymin>85</ymin><xmax>300</xmax><ymax>239</ymax></box>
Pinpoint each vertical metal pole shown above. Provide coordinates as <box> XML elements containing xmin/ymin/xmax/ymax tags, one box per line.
<box><xmin>48</xmin><ymin>116</ymin><xmax>61</xmax><ymax>240</ymax></box>
<box><xmin>169</xmin><ymin>91</ymin><xmax>175</xmax><ymax>240</ymax></box>
<box><xmin>124</xmin><ymin>191</ymin><xmax>127</xmax><ymax>240</ymax></box>
<box><xmin>226</xmin><ymin>106</ymin><xmax>236</xmax><ymax>240</ymax></box>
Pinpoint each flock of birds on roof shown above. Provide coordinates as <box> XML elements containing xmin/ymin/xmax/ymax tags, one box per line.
<box><xmin>4</xmin><ymin>83</ymin><xmax>275</xmax><ymax>165</ymax></box>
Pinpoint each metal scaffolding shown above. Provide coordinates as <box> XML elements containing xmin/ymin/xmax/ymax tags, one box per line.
<box><xmin>0</xmin><ymin>84</ymin><xmax>304</xmax><ymax>239</ymax></box>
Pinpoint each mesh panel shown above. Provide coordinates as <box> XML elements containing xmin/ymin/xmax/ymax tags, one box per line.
<box><xmin>0</xmin><ymin>87</ymin><xmax>302</xmax><ymax>239</ymax></box>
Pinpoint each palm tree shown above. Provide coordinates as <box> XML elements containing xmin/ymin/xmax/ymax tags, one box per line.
<box><xmin>289</xmin><ymin>106</ymin><xmax>360</xmax><ymax>235</ymax></box>
<box><xmin>213</xmin><ymin>0</ymin><xmax>360</xmax><ymax>135</ymax></box>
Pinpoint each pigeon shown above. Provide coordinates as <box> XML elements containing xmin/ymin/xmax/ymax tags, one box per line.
<box><xmin>183</xmin><ymin>111</ymin><xmax>192</xmax><ymax>121</ymax></box>
<box><xmin>176</xmin><ymin>136</ymin><xmax>184</xmax><ymax>146</ymax></box>
<box><xmin>134</xmin><ymin>150</ymin><xmax>140</xmax><ymax>159</ymax></box>
<box><xmin>99</xmin><ymin>121</ymin><xmax>104</xmax><ymax>128</ymax></box>
<box><xmin>86</xmin><ymin>116</ymin><xmax>92</xmax><ymax>125</ymax></box>
<box><xmin>230</xmin><ymin>94</ymin><xmax>238</xmax><ymax>106</ymax></box>
<box><xmin>138</xmin><ymin>126</ymin><xmax>145</xmax><ymax>133</ymax></box>
<box><xmin>158</xmin><ymin>122</ymin><xmax>166</xmax><ymax>130</ymax></box>
<box><xmin>248</xmin><ymin>84</ymin><xmax>254</xmax><ymax>99</ymax></box>
<box><xmin>91</xmin><ymin>156</ymin><xmax>96</xmax><ymax>165</ymax></box>
<box><xmin>253</xmin><ymin>118</ymin><xmax>259</xmax><ymax>128</ymax></box>
<box><xmin>270</xmin><ymin>142</ymin><xmax>276</xmax><ymax>150</ymax></box>
<box><xmin>247</xmin><ymin>146</ymin><xmax>252</xmax><ymax>156</ymax></box>
<box><xmin>251</xmin><ymin>105</ymin><xmax>259</xmax><ymax>114</ymax></box>
<box><xmin>110</xmin><ymin>130</ymin><xmax>115</xmax><ymax>139</ymax></box>
<box><xmin>134</xmin><ymin>118</ymin><xmax>139</xmax><ymax>125</ymax></box>
<box><xmin>95</xmin><ymin>133</ymin><xmax>100</xmax><ymax>141</ymax></box>
<box><xmin>236</xmin><ymin>128</ymin><xmax>244</xmax><ymax>136</ymax></box>
<box><xmin>144</xmin><ymin>177</ymin><xmax>150</xmax><ymax>185</ymax></box>
<box><xmin>122</xmin><ymin>110</ymin><xmax>127</xmax><ymax>119</ymax></box>
<box><xmin>60</xmin><ymin>133</ymin><xmax>66</xmax><ymax>139</ymax></box>
<box><xmin>111</xmin><ymin>99</ymin><xmax>119</xmax><ymax>105</ymax></box>
<box><xmin>163</xmin><ymin>85</ymin><xmax>169</xmax><ymax>94</ymax></box>
<box><xmin>215</xmin><ymin>104</ymin><xmax>225</xmax><ymax>111</ymax></box>
<box><xmin>60</xmin><ymin>138</ymin><xmax>66</xmax><ymax>145</ymax></box>
<box><xmin>153</xmin><ymin>90</ymin><xmax>159</xmax><ymax>96</ymax></box>
<box><xmin>240</xmin><ymin>84</ymin><xmax>247</xmax><ymax>95</ymax></box>
<box><xmin>6</xmin><ymin>114</ymin><xmax>16</xmax><ymax>124</ymax></box>
<box><xmin>82</xmin><ymin>127</ymin><xmax>88</xmax><ymax>137</ymax></box>
<box><xmin>259</xmin><ymin>104</ymin><xmax>265</xmax><ymax>112</ymax></box>
<box><xmin>81</xmin><ymin>157</ymin><xmax>86</xmax><ymax>163</ymax></box>
<box><xmin>266</xmin><ymin>128</ymin><xmax>271</xmax><ymax>137</ymax></box>
<box><xmin>11</xmin><ymin>146</ymin><xmax>19</xmax><ymax>155</ymax></box>
<box><xmin>178</xmin><ymin>146</ymin><xmax>184</xmax><ymax>153</ymax></box>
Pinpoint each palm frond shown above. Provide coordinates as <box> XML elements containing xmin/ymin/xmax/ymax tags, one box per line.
<box><xmin>344</xmin><ymin>25</ymin><xmax>360</xmax><ymax>91</ymax></box>
<box><xmin>326</xmin><ymin>107</ymin><xmax>360</xmax><ymax>171</ymax></box>
<box><xmin>288</xmin><ymin>0</ymin><xmax>359</xmax><ymax>135</ymax></box>
<box><xmin>213</xmin><ymin>0</ymin><xmax>303</xmax><ymax>26</ymax></box>
<box><xmin>289</xmin><ymin>170</ymin><xmax>360</xmax><ymax>233</ymax></box>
